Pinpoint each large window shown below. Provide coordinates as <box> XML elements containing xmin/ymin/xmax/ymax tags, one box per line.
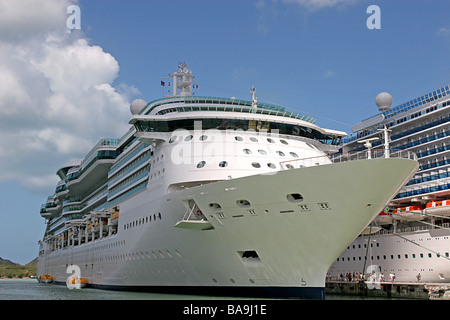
<box><xmin>134</xmin><ymin>118</ymin><xmax>341</xmax><ymax>145</ymax></box>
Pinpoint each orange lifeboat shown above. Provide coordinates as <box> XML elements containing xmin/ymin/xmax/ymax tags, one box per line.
<box><xmin>374</xmin><ymin>211</ymin><xmax>393</xmax><ymax>225</ymax></box>
<box><xmin>425</xmin><ymin>200</ymin><xmax>450</xmax><ymax>216</ymax></box>
<box><xmin>392</xmin><ymin>206</ymin><xmax>425</xmax><ymax>220</ymax></box>
<box><xmin>110</xmin><ymin>209</ymin><xmax>119</xmax><ymax>226</ymax></box>
<box><xmin>39</xmin><ymin>274</ymin><xmax>54</xmax><ymax>284</ymax></box>
<box><xmin>68</xmin><ymin>277</ymin><xmax>87</xmax><ymax>288</ymax></box>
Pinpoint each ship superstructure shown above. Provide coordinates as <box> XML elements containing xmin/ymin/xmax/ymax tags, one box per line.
<box><xmin>329</xmin><ymin>85</ymin><xmax>450</xmax><ymax>283</ymax></box>
<box><xmin>37</xmin><ymin>63</ymin><xmax>418</xmax><ymax>299</ymax></box>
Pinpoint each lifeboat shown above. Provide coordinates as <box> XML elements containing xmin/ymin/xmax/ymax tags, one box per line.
<box><xmin>94</xmin><ymin>219</ymin><xmax>107</xmax><ymax>232</ymax></box>
<box><xmin>425</xmin><ymin>200</ymin><xmax>450</xmax><ymax>217</ymax></box>
<box><xmin>374</xmin><ymin>211</ymin><xmax>393</xmax><ymax>225</ymax></box>
<box><xmin>39</xmin><ymin>274</ymin><xmax>54</xmax><ymax>284</ymax></box>
<box><xmin>68</xmin><ymin>277</ymin><xmax>87</xmax><ymax>288</ymax></box>
<box><xmin>392</xmin><ymin>206</ymin><xmax>425</xmax><ymax>220</ymax></box>
<box><xmin>110</xmin><ymin>209</ymin><xmax>119</xmax><ymax>226</ymax></box>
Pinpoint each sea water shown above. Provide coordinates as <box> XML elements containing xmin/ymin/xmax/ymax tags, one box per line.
<box><xmin>0</xmin><ymin>278</ymin><xmax>389</xmax><ymax>300</ymax></box>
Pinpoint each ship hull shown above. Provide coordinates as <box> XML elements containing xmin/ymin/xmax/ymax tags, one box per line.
<box><xmin>329</xmin><ymin>227</ymin><xmax>450</xmax><ymax>283</ymax></box>
<box><xmin>37</xmin><ymin>157</ymin><xmax>418</xmax><ymax>299</ymax></box>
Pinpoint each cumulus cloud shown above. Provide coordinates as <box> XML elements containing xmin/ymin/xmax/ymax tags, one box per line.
<box><xmin>0</xmin><ymin>0</ymin><xmax>138</xmax><ymax>193</ymax></box>
<box><xmin>281</xmin><ymin>0</ymin><xmax>357</xmax><ymax>11</ymax></box>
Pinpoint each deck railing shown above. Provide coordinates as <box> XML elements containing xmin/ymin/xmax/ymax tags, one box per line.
<box><xmin>280</xmin><ymin>149</ymin><xmax>417</xmax><ymax>170</ymax></box>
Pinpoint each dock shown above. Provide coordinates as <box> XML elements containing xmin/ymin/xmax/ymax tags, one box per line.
<box><xmin>326</xmin><ymin>281</ymin><xmax>450</xmax><ymax>299</ymax></box>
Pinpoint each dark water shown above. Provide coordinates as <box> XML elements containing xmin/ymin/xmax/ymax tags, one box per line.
<box><xmin>0</xmin><ymin>278</ymin><xmax>386</xmax><ymax>300</ymax></box>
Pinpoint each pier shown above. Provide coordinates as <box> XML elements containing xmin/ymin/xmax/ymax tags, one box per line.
<box><xmin>326</xmin><ymin>281</ymin><xmax>450</xmax><ymax>299</ymax></box>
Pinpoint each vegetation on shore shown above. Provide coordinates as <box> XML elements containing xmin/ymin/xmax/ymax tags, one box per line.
<box><xmin>0</xmin><ymin>257</ymin><xmax>37</xmax><ymax>278</ymax></box>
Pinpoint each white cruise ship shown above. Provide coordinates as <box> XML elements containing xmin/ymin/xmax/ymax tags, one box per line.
<box><xmin>37</xmin><ymin>63</ymin><xmax>418</xmax><ymax>299</ymax></box>
<box><xmin>329</xmin><ymin>85</ymin><xmax>450</xmax><ymax>284</ymax></box>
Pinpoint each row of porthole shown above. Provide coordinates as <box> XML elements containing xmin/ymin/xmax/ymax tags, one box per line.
<box><xmin>196</xmin><ymin>160</ymin><xmax>279</xmax><ymax>169</ymax></box>
<box><xmin>242</xmin><ymin>148</ymin><xmax>299</xmax><ymax>158</ymax></box>
<box><xmin>169</xmin><ymin>135</ymin><xmax>291</xmax><ymax>145</ymax></box>
<box><xmin>104</xmin><ymin>249</ymin><xmax>183</xmax><ymax>263</ymax></box>
<box><xmin>207</xmin><ymin>194</ymin><xmax>303</xmax><ymax>211</ymax></box>
<box><xmin>123</xmin><ymin>212</ymin><xmax>162</xmax><ymax>230</ymax></box>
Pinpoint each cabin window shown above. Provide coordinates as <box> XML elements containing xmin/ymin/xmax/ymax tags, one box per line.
<box><xmin>258</xmin><ymin>150</ymin><xmax>267</xmax><ymax>155</ymax></box>
<box><xmin>251</xmin><ymin>162</ymin><xmax>261</xmax><ymax>168</ymax></box>
<box><xmin>243</xmin><ymin>148</ymin><xmax>252</xmax><ymax>154</ymax></box>
<box><xmin>267</xmin><ymin>163</ymin><xmax>276</xmax><ymax>169</ymax></box>
<box><xmin>276</xmin><ymin>151</ymin><xmax>285</xmax><ymax>156</ymax></box>
<box><xmin>197</xmin><ymin>161</ymin><xmax>206</xmax><ymax>168</ymax></box>
<box><xmin>219</xmin><ymin>161</ymin><xmax>228</xmax><ymax>167</ymax></box>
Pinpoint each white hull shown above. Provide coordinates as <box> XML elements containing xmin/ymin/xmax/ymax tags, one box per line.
<box><xmin>329</xmin><ymin>228</ymin><xmax>450</xmax><ymax>283</ymax></box>
<box><xmin>38</xmin><ymin>157</ymin><xmax>418</xmax><ymax>298</ymax></box>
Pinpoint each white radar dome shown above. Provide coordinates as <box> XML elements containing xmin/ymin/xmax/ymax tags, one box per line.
<box><xmin>375</xmin><ymin>92</ymin><xmax>392</xmax><ymax>112</ymax></box>
<box><xmin>130</xmin><ymin>99</ymin><xmax>147</xmax><ymax>115</ymax></box>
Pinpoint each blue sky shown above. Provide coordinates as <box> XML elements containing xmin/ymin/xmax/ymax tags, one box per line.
<box><xmin>0</xmin><ymin>0</ymin><xmax>449</xmax><ymax>264</ymax></box>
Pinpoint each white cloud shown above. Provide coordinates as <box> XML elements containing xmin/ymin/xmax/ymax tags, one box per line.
<box><xmin>324</xmin><ymin>69</ymin><xmax>336</xmax><ymax>78</ymax></box>
<box><xmin>0</xmin><ymin>0</ymin><xmax>138</xmax><ymax>193</ymax></box>
<box><xmin>437</xmin><ymin>27</ymin><xmax>450</xmax><ymax>42</ymax></box>
<box><xmin>254</xmin><ymin>0</ymin><xmax>357</xmax><ymax>34</ymax></box>
<box><xmin>281</xmin><ymin>0</ymin><xmax>357</xmax><ymax>11</ymax></box>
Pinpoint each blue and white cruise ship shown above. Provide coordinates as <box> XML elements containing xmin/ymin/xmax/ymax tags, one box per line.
<box><xmin>37</xmin><ymin>63</ymin><xmax>418</xmax><ymax>299</ymax></box>
<box><xmin>329</xmin><ymin>85</ymin><xmax>450</xmax><ymax>283</ymax></box>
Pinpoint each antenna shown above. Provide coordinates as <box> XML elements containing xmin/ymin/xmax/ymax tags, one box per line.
<box><xmin>162</xmin><ymin>63</ymin><xmax>198</xmax><ymax>97</ymax></box>
<box><xmin>251</xmin><ymin>85</ymin><xmax>257</xmax><ymax>112</ymax></box>
<box><xmin>358</xmin><ymin>137</ymin><xmax>379</xmax><ymax>159</ymax></box>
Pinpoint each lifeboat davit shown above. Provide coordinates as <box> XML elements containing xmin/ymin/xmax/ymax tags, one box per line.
<box><xmin>392</xmin><ymin>206</ymin><xmax>425</xmax><ymax>220</ymax></box>
<box><xmin>425</xmin><ymin>200</ymin><xmax>450</xmax><ymax>217</ymax></box>
<box><xmin>39</xmin><ymin>274</ymin><xmax>54</xmax><ymax>284</ymax></box>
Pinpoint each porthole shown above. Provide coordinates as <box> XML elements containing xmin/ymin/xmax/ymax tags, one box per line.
<box><xmin>251</xmin><ymin>162</ymin><xmax>261</xmax><ymax>168</ymax></box>
<box><xmin>258</xmin><ymin>150</ymin><xmax>267</xmax><ymax>155</ymax></box>
<box><xmin>237</xmin><ymin>200</ymin><xmax>251</xmax><ymax>207</ymax></box>
<box><xmin>235</xmin><ymin>136</ymin><xmax>243</xmax><ymax>141</ymax></box>
<box><xmin>243</xmin><ymin>148</ymin><xmax>252</xmax><ymax>154</ymax></box>
<box><xmin>276</xmin><ymin>151</ymin><xmax>285</xmax><ymax>156</ymax></box>
<box><xmin>219</xmin><ymin>161</ymin><xmax>228</xmax><ymax>167</ymax></box>
<box><xmin>290</xmin><ymin>152</ymin><xmax>299</xmax><ymax>158</ymax></box>
<box><xmin>286</xmin><ymin>164</ymin><xmax>295</xmax><ymax>169</ymax></box>
<box><xmin>267</xmin><ymin>163</ymin><xmax>276</xmax><ymax>169</ymax></box>
<box><xmin>267</xmin><ymin>138</ymin><xmax>275</xmax><ymax>143</ymax></box>
<box><xmin>287</xmin><ymin>193</ymin><xmax>304</xmax><ymax>202</ymax></box>
<box><xmin>197</xmin><ymin>161</ymin><xmax>206</xmax><ymax>168</ymax></box>
<box><xmin>184</xmin><ymin>135</ymin><xmax>193</xmax><ymax>141</ymax></box>
<box><xmin>199</xmin><ymin>135</ymin><xmax>208</xmax><ymax>141</ymax></box>
<box><xmin>280</xmin><ymin>139</ymin><xmax>289</xmax><ymax>145</ymax></box>
<box><xmin>250</xmin><ymin>137</ymin><xmax>258</xmax><ymax>142</ymax></box>
<box><xmin>169</xmin><ymin>136</ymin><xmax>177</xmax><ymax>143</ymax></box>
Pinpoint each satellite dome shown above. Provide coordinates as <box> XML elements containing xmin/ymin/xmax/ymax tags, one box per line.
<box><xmin>375</xmin><ymin>92</ymin><xmax>393</xmax><ymax>112</ymax></box>
<box><xmin>130</xmin><ymin>99</ymin><xmax>147</xmax><ymax>115</ymax></box>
